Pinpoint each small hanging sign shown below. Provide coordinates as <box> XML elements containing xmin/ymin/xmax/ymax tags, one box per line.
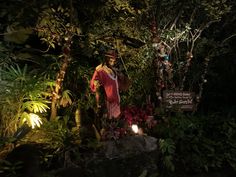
<box><xmin>163</xmin><ymin>90</ymin><xmax>195</xmax><ymax>111</ymax></box>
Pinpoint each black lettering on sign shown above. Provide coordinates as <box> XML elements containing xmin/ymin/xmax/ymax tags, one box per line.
<box><xmin>163</xmin><ymin>90</ymin><xmax>195</xmax><ymax>111</ymax></box>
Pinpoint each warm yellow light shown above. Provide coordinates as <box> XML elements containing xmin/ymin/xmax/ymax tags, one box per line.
<box><xmin>23</xmin><ymin>113</ymin><xmax>43</xmax><ymax>129</ymax></box>
<box><xmin>29</xmin><ymin>113</ymin><xmax>42</xmax><ymax>129</ymax></box>
<box><xmin>131</xmin><ymin>124</ymin><xmax>139</xmax><ymax>134</ymax></box>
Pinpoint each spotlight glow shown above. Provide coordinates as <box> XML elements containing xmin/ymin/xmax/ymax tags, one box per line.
<box><xmin>29</xmin><ymin>113</ymin><xmax>42</xmax><ymax>129</ymax></box>
<box><xmin>23</xmin><ymin>113</ymin><xmax>42</xmax><ymax>129</ymax></box>
<box><xmin>131</xmin><ymin>124</ymin><xmax>139</xmax><ymax>134</ymax></box>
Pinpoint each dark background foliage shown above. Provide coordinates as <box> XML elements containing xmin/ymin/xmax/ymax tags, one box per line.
<box><xmin>0</xmin><ymin>0</ymin><xmax>236</xmax><ymax>177</ymax></box>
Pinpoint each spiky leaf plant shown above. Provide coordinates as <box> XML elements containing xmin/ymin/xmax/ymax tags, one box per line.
<box><xmin>0</xmin><ymin>64</ymin><xmax>51</xmax><ymax>136</ymax></box>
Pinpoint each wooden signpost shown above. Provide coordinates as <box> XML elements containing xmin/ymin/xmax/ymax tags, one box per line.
<box><xmin>163</xmin><ymin>90</ymin><xmax>195</xmax><ymax>111</ymax></box>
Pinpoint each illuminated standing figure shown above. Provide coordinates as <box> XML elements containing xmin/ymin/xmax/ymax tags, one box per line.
<box><xmin>90</xmin><ymin>50</ymin><xmax>120</xmax><ymax>119</ymax></box>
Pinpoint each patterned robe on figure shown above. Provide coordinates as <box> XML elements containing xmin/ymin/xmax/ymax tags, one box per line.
<box><xmin>90</xmin><ymin>64</ymin><xmax>120</xmax><ymax>119</ymax></box>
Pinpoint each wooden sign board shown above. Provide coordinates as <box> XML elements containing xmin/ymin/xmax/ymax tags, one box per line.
<box><xmin>163</xmin><ymin>90</ymin><xmax>195</xmax><ymax>111</ymax></box>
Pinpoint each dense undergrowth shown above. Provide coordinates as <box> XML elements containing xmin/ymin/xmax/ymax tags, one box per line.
<box><xmin>0</xmin><ymin>111</ymin><xmax>235</xmax><ymax>177</ymax></box>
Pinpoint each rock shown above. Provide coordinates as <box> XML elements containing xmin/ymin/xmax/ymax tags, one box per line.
<box><xmin>84</xmin><ymin>135</ymin><xmax>159</xmax><ymax>177</ymax></box>
<box><xmin>101</xmin><ymin>135</ymin><xmax>157</xmax><ymax>159</ymax></box>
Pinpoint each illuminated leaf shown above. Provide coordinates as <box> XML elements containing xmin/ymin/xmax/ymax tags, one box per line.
<box><xmin>59</xmin><ymin>90</ymin><xmax>72</xmax><ymax>107</ymax></box>
<box><xmin>22</xmin><ymin>101</ymin><xmax>49</xmax><ymax>113</ymax></box>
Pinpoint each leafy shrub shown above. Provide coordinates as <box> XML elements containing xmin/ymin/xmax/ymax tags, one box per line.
<box><xmin>152</xmin><ymin>113</ymin><xmax>236</xmax><ymax>173</ymax></box>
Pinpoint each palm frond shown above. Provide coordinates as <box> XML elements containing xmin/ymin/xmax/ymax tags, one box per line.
<box><xmin>22</xmin><ymin>100</ymin><xmax>50</xmax><ymax>113</ymax></box>
<box><xmin>59</xmin><ymin>89</ymin><xmax>73</xmax><ymax>107</ymax></box>
<box><xmin>6</xmin><ymin>64</ymin><xmax>27</xmax><ymax>81</ymax></box>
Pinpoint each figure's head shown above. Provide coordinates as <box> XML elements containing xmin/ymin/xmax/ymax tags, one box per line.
<box><xmin>104</xmin><ymin>50</ymin><xmax>117</xmax><ymax>67</ymax></box>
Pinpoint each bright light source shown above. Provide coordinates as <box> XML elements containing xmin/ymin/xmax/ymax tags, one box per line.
<box><xmin>24</xmin><ymin>113</ymin><xmax>42</xmax><ymax>129</ymax></box>
<box><xmin>131</xmin><ymin>124</ymin><xmax>139</xmax><ymax>134</ymax></box>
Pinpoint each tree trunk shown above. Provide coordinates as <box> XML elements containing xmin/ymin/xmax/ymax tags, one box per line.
<box><xmin>50</xmin><ymin>42</ymin><xmax>71</xmax><ymax>121</ymax></box>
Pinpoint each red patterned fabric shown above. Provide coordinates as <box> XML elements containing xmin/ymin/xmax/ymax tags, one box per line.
<box><xmin>90</xmin><ymin>65</ymin><xmax>120</xmax><ymax>118</ymax></box>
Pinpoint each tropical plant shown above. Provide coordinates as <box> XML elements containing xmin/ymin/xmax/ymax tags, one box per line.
<box><xmin>153</xmin><ymin>113</ymin><xmax>236</xmax><ymax>174</ymax></box>
<box><xmin>159</xmin><ymin>138</ymin><xmax>176</xmax><ymax>172</ymax></box>
<box><xmin>36</xmin><ymin>4</ymin><xmax>81</xmax><ymax>120</ymax></box>
<box><xmin>0</xmin><ymin>64</ymin><xmax>51</xmax><ymax>136</ymax></box>
<box><xmin>28</xmin><ymin>117</ymin><xmax>80</xmax><ymax>170</ymax></box>
<box><xmin>0</xmin><ymin>160</ymin><xmax>23</xmax><ymax>177</ymax></box>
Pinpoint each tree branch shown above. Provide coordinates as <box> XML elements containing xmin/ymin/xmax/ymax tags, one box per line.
<box><xmin>222</xmin><ymin>33</ymin><xmax>236</xmax><ymax>44</ymax></box>
<box><xmin>170</xmin><ymin>5</ymin><xmax>184</xmax><ymax>30</ymax></box>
